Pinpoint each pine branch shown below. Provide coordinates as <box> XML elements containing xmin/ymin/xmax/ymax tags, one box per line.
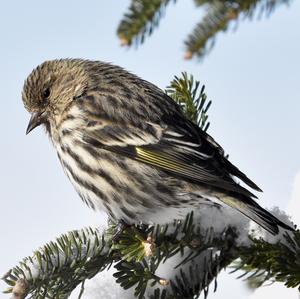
<box><xmin>185</xmin><ymin>0</ymin><xmax>291</xmax><ymax>59</ymax></box>
<box><xmin>2</xmin><ymin>213</ymin><xmax>242</xmax><ymax>299</ymax></box>
<box><xmin>4</xmin><ymin>213</ymin><xmax>298</xmax><ymax>298</ymax></box>
<box><xmin>166</xmin><ymin>72</ymin><xmax>211</xmax><ymax>131</ymax></box>
<box><xmin>2</xmin><ymin>227</ymin><xmax>111</xmax><ymax>299</ymax></box>
<box><xmin>184</xmin><ymin>2</ymin><xmax>234</xmax><ymax>60</ymax></box>
<box><xmin>117</xmin><ymin>0</ymin><xmax>292</xmax><ymax>60</ymax></box>
<box><xmin>231</xmin><ymin>230</ymin><xmax>300</xmax><ymax>290</ymax></box>
<box><xmin>117</xmin><ymin>0</ymin><xmax>176</xmax><ymax>47</ymax></box>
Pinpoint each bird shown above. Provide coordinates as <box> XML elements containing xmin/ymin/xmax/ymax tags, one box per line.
<box><xmin>22</xmin><ymin>58</ymin><xmax>294</xmax><ymax>235</ymax></box>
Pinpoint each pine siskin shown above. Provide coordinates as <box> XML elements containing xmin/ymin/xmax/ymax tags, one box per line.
<box><xmin>22</xmin><ymin>59</ymin><xmax>293</xmax><ymax>235</ymax></box>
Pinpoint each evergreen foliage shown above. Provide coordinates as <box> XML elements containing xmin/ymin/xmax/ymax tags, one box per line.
<box><xmin>117</xmin><ymin>0</ymin><xmax>292</xmax><ymax>60</ymax></box>
<box><xmin>232</xmin><ymin>231</ymin><xmax>300</xmax><ymax>290</ymax></box>
<box><xmin>117</xmin><ymin>0</ymin><xmax>176</xmax><ymax>47</ymax></box>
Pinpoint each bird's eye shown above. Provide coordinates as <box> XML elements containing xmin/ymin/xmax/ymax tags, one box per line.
<box><xmin>42</xmin><ymin>88</ymin><xmax>51</xmax><ymax>99</ymax></box>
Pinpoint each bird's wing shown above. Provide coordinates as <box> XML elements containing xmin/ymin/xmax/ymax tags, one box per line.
<box><xmin>75</xmin><ymin>88</ymin><xmax>295</xmax><ymax>235</ymax></box>
<box><xmin>81</xmin><ymin>117</ymin><xmax>260</xmax><ymax>199</ymax></box>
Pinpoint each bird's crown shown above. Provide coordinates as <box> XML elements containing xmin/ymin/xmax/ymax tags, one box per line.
<box><xmin>22</xmin><ymin>58</ymin><xmax>88</xmax><ymax>113</ymax></box>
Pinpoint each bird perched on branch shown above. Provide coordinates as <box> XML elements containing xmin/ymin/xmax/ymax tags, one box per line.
<box><xmin>22</xmin><ymin>58</ymin><xmax>293</xmax><ymax>235</ymax></box>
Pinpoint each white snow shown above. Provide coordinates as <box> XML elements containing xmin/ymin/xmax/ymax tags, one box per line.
<box><xmin>70</xmin><ymin>266</ymin><xmax>135</xmax><ymax>299</ymax></box>
<box><xmin>250</xmin><ymin>206</ymin><xmax>295</xmax><ymax>245</ymax></box>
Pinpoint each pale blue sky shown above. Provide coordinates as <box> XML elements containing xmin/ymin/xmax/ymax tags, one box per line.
<box><xmin>0</xmin><ymin>1</ymin><xmax>299</xmax><ymax>298</ymax></box>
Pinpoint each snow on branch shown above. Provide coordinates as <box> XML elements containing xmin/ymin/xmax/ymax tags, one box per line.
<box><xmin>2</xmin><ymin>207</ymin><xmax>298</xmax><ymax>298</ymax></box>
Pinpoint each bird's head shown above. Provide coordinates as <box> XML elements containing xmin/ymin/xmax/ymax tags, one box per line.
<box><xmin>22</xmin><ymin>59</ymin><xmax>89</xmax><ymax>134</ymax></box>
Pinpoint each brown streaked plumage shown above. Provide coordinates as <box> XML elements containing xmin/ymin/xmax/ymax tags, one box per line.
<box><xmin>22</xmin><ymin>58</ymin><xmax>294</xmax><ymax>234</ymax></box>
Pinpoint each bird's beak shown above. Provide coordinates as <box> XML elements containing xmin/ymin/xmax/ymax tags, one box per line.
<box><xmin>26</xmin><ymin>111</ymin><xmax>47</xmax><ymax>135</ymax></box>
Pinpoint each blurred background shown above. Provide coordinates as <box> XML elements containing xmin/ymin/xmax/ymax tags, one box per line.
<box><xmin>0</xmin><ymin>1</ymin><xmax>299</xmax><ymax>298</ymax></box>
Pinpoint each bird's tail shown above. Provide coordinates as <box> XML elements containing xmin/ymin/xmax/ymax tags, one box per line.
<box><xmin>219</xmin><ymin>195</ymin><xmax>295</xmax><ymax>235</ymax></box>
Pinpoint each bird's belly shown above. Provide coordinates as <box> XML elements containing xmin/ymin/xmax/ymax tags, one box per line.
<box><xmin>55</xmin><ymin>138</ymin><xmax>216</xmax><ymax>224</ymax></box>
<box><xmin>55</xmin><ymin>140</ymin><xmax>176</xmax><ymax>221</ymax></box>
